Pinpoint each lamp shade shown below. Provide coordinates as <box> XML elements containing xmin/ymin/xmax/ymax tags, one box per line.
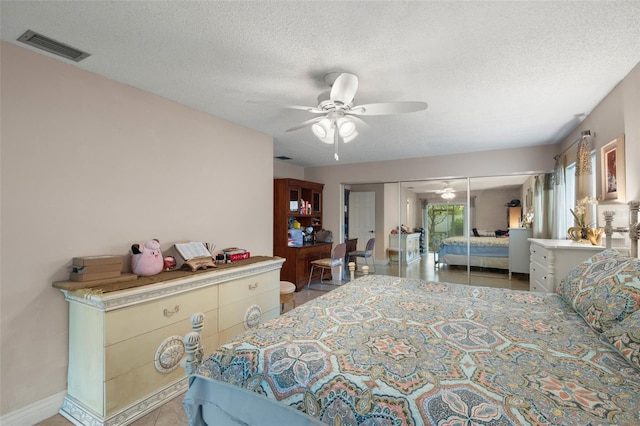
<box><xmin>312</xmin><ymin>116</ymin><xmax>358</xmax><ymax>144</ymax></box>
<box><xmin>311</xmin><ymin>118</ymin><xmax>331</xmax><ymax>141</ymax></box>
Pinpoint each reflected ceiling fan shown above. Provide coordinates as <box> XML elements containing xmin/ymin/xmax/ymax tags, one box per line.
<box><xmin>284</xmin><ymin>72</ymin><xmax>428</xmax><ymax>161</ymax></box>
<box><xmin>435</xmin><ymin>181</ymin><xmax>456</xmax><ymax>199</ymax></box>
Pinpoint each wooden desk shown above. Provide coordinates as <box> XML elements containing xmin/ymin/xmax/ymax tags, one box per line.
<box><xmin>274</xmin><ymin>242</ymin><xmax>332</xmax><ymax>290</ymax></box>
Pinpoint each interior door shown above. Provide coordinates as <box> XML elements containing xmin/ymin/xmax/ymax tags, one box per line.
<box><xmin>349</xmin><ymin>192</ymin><xmax>375</xmax><ymax>251</ymax></box>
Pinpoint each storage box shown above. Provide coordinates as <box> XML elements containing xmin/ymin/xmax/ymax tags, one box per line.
<box><xmin>72</xmin><ymin>263</ymin><xmax>122</xmax><ymax>274</ymax></box>
<box><xmin>70</xmin><ymin>270</ymin><xmax>121</xmax><ymax>282</ymax></box>
<box><xmin>72</xmin><ymin>255</ymin><xmax>123</xmax><ymax>268</ymax></box>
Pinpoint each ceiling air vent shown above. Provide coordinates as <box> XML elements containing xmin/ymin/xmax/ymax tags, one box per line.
<box><xmin>17</xmin><ymin>30</ymin><xmax>90</xmax><ymax>62</ymax></box>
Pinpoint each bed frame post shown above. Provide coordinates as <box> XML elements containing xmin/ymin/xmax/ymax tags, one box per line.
<box><xmin>603</xmin><ymin>210</ymin><xmax>615</xmax><ymax>249</ymax></box>
<box><xmin>348</xmin><ymin>262</ymin><xmax>356</xmax><ymax>281</ymax></box>
<box><xmin>362</xmin><ymin>265</ymin><xmax>369</xmax><ymax>275</ymax></box>
<box><xmin>629</xmin><ymin>201</ymin><xmax>639</xmax><ymax>259</ymax></box>
<box><xmin>183</xmin><ymin>312</ymin><xmax>205</xmax><ymax>386</ymax></box>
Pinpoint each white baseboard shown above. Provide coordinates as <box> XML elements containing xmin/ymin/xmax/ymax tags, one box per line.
<box><xmin>0</xmin><ymin>390</ymin><xmax>66</xmax><ymax>426</ymax></box>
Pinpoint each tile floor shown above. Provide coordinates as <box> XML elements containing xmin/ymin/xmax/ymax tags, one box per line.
<box><xmin>38</xmin><ymin>253</ymin><xmax>528</xmax><ymax>425</ymax></box>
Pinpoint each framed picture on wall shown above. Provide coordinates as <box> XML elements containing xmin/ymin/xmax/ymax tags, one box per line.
<box><xmin>600</xmin><ymin>134</ymin><xmax>625</xmax><ymax>202</ymax></box>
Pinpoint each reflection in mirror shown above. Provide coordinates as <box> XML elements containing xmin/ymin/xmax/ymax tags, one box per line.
<box><xmin>408</xmin><ymin>178</ymin><xmax>470</xmax><ymax>285</ymax></box>
<box><xmin>467</xmin><ymin>175</ymin><xmax>537</xmax><ymax>289</ymax></box>
<box><xmin>345</xmin><ymin>174</ymin><xmax>538</xmax><ymax>290</ymax></box>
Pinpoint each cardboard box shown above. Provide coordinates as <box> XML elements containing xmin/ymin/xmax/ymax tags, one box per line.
<box><xmin>53</xmin><ymin>273</ymin><xmax>137</xmax><ymax>291</ymax></box>
<box><xmin>72</xmin><ymin>264</ymin><xmax>122</xmax><ymax>274</ymax></box>
<box><xmin>72</xmin><ymin>255</ymin><xmax>123</xmax><ymax>267</ymax></box>
<box><xmin>70</xmin><ymin>270</ymin><xmax>121</xmax><ymax>282</ymax></box>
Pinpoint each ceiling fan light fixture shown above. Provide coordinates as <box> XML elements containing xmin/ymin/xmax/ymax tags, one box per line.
<box><xmin>441</xmin><ymin>192</ymin><xmax>455</xmax><ymax>200</ymax></box>
<box><xmin>342</xmin><ymin>131</ymin><xmax>358</xmax><ymax>143</ymax></box>
<box><xmin>311</xmin><ymin>119</ymin><xmax>331</xmax><ymax>141</ymax></box>
<box><xmin>337</xmin><ymin>118</ymin><xmax>356</xmax><ymax>137</ymax></box>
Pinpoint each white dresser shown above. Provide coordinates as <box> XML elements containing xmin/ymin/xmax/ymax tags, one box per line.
<box><xmin>528</xmin><ymin>239</ymin><xmax>604</xmax><ymax>293</ymax></box>
<box><xmin>508</xmin><ymin>228</ymin><xmax>533</xmax><ymax>278</ymax></box>
<box><xmin>389</xmin><ymin>233</ymin><xmax>421</xmax><ymax>264</ymax></box>
<box><xmin>56</xmin><ymin>257</ymin><xmax>284</xmax><ymax>426</ymax></box>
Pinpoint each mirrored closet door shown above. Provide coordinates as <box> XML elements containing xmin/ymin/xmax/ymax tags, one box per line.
<box><xmin>466</xmin><ymin>175</ymin><xmax>536</xmax><ymax>289</ymax></box>
<box><xmin>344</xmin><ymin>173</ymin><xmax>538</xmax><ymax>288</ymax></box>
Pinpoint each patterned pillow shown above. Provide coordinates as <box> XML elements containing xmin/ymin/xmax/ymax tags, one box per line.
<box><xmin>574</xmin><ymin>257</ymin><xmax>640</xmax><ymax>333</ymax></box>
<box><xmin>601</xmin><ymin>310</ymin><xmax>640</xmax><ymax>371</ymax></box>
<box><xmin>556</xmin><ymin>249</ymin><xmax>625</xmax><ymax>308</ymax></box>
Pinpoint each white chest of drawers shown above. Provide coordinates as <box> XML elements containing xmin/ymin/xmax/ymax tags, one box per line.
<box><xmin>508</xmin><ymin>228</ymin><xmax>533</xmax><ymax>277</ymax></box>
<box><xmin>528</xmin><ymin>239</ymin><xmax>604</xmax><ymax>293</ymax></box>
<box><xmin>56</xmin><ymin>257</ymin><xmax>284</xmax><ymax>426</ymax></box>
<box><xmin>388</xmin><ymin>233</ymin><xmax>421</xmax><ymax>264</ymax></box>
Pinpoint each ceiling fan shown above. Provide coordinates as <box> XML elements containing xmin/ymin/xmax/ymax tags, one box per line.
<box><xmin>435</xmin><ymin>181</ymin><xmax>456</xmax><ymax>199</ymax></box>
<box><xmin>284</xmin><ymin>72</ymin><xmax>428</xmax><ymax>161</ymax></box>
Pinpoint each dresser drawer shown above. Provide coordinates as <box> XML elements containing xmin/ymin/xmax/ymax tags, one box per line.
<box><xmin>105</xmin><ymin>307</ymin><xmax>218</xmax><ymax>381</ymax></box>
<box><xmin>218</xmin><ymin>290</ymin><xmax>279</xmax><ymax>332</ymax></box>
<box><xmin>106</xmin><ymin>285</ymin><xmax>219</xmax><ymax>345</ymax></box>
<box><xmin>218</xmin><ymin>270</ymin><xmax>279</xmax><ymax>306</ymax></box>
<box><xmin>530</xmin><ymin>244</ymin><xmax>549</xmax><ymax>265</ymax></box>
<box><xmin>218</xmin><ymin>307</ymin><xmax>280</xmax><ymax>345</ymax></box>
<box><xmin>530</xmin><ymin>261</ymin><xmax>547</xmax><ymax>286</ymax></box>
<box><xmin>104</xmin><ymin>332</ymin><xmax>219</xmax><ymax>416</ymax></box>
<box><xmin>530</xmin><ymin>276</ymin><xmax>550</xmax><ymax>293</ymax></box>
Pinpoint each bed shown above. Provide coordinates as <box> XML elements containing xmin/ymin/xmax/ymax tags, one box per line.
<box><xmin>181</xmin><ymin>203</ymin><xmax>640</xmax><ymax>425</ymax></box>
<box><xmin>437</xmin><ymin>236</ymin><xmax>510</xmax><ymax>270</ymax></box>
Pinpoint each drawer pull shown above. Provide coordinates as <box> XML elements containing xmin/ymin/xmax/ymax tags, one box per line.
<box><xmin>163</xmin><ymin>305</ymin><xmax>180</xmax><ymax>317</ymax></box>
<box><xmin>248</xmin><ymin>282</ymin><xmax>258</xmax><ymax>290</ymax></box>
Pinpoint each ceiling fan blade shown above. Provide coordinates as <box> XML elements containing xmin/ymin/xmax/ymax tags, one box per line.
<box><xmin>330</xmin><ymin>73</ymin><xmax>358</xmax><ymax>105</ymax></box>
<box><xmin>285</xmin><ymin>116</ymin><xmax>324</xmax><ymax>132</ymax></box>
<box><xmin>349</xmin><ymin>101</ymin><xmax>428</xmax><ymax>116</ymax></box>
<box><xmin>284</xmin><ymin>105</ymin><xmax>325</xmax><ymax>114</ymax></box>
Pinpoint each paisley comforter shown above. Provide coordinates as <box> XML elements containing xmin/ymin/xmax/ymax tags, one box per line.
<box><xmin>184</xmin><ymin>275</ymin><xmax>640</xmax><ymax>425</ymax></box>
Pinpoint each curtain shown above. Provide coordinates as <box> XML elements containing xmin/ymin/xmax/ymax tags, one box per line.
<box><xmin>533</xmin><ymin>173</ymin><xmax>554</xmax><ymax>239</ymax></box>
<box><xmin>551</xmin><ymin>154</ymin><xmax>567</xmax><ymax>238</ymax></box>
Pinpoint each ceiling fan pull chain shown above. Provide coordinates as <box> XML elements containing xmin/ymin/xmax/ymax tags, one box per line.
<box><xmin>334</xmin><ymin>129</ymin><xmax>340</xmax><ymax>161</ymax></box>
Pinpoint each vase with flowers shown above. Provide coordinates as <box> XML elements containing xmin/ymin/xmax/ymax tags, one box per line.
<box><xmin>568</xmin><ymin>196</ymin><xmax>603</xmax><ymax>244</ymax></box>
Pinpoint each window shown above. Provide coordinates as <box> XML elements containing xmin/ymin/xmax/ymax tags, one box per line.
<box><xmin>564</xmin><ymin>151</ymin><xmax>596</xmax><ymax>228</ymax></box>
<box><xmin>424</xmin><ymin>203</ymin><xmax>465</xmax><ymax>252</ymax></box>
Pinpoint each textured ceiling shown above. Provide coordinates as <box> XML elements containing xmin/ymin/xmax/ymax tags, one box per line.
<box><xmin>2</xmin><ymin>1</ymin><xmax>640</xmax><ymax>168</ymax></box>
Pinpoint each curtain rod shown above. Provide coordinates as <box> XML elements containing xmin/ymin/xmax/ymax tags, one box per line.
<box><xmin>554</xmin><ymin>130</ymin><xmax>593</xmax><ymax>160</ymax></box>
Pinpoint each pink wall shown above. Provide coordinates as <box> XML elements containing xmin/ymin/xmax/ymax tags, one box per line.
<box><xmin>0</xmin><ymin>42</ymin><xmax>273</xmax><ymax>415</ymax></box>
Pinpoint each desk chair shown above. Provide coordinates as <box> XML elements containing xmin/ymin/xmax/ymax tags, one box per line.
<box><xmin>348</xmin><ymin>238</ymin><xmax>376</xmax><ymax>273</ymax></box>
<box><xmin>308</xmin><ymin>242</ymin><xmax>347</xmax><ymax>286</ymax></box>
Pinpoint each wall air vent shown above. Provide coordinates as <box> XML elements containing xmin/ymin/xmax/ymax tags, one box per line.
<box><xmin>275</xmin><ymin>156</ymin><xmax>292</xmax><ymax>160</ymax></box>
<box><xmin>17</xmin><ymin>30</ymin><xmax>90</xmax><ymax>62</ymax></box>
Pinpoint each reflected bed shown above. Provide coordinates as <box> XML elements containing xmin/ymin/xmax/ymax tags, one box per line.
<box><xmin>437</xmin><ymin>236</ymin><xmax>510</xmax><ymax>270</ymax></box>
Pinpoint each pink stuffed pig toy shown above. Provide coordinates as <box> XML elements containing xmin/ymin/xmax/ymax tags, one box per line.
<box><xmin>131</xmin><ymin>239</ymin><xmax>163</xmax><ymax>276</ymax></box>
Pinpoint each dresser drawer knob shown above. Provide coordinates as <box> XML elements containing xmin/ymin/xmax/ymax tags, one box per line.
<box><xmin>163</xmin><ymin>305</ymin><xmax>180</xmax><ymax>317</ymax></box>
<box><xmin>248</xmin><ymin>282</ymin><xmax>258</xmax><ymax>290</ymax></box>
